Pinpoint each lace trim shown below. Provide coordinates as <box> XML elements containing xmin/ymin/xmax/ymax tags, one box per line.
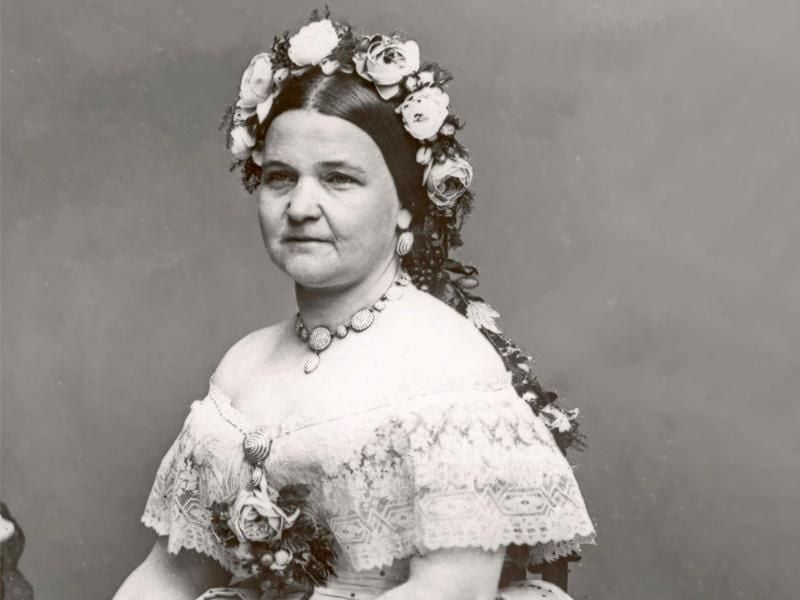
<box><xmin>529</xmin><ymin>536</ymin><xmax>596</xmax><ymax>564</ymax></box>
<box><xmin>270</xmin><ymin>388</ymin><xmax>596</xmax><ymax>571</ymax></box>
<box><xmin>141</xmin><ymin>373</ymin><xmax>595</xmax><ymax>576</ymax></box>
<box><xmin>207</xmin><ymin>369</ymin><xmax>514</xmax><ymax>437</ymax></box>
<box><xmin>317</xmin><ymin>385</ymin><xmax>557</xmax><ymax>476</ymax></box>
<box><xmin>140</xmin><ymin>399</ymin><xmax>251</xmax><ymax>577</ymax></box>
<box><xmin>340</xmin><ymin>535</ymin><xmax>597</xmax><ymax>573</ymax></box>
<box><xmin>141</xmin><ymin>510</ymin><xmax>243</xmax><ymax>576</ymax></box>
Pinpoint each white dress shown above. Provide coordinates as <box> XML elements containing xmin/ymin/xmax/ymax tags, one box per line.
<box><xmin>140</xmin><ymin>285</ymin><xmax>596</xmax><ymax>599</ymax></box>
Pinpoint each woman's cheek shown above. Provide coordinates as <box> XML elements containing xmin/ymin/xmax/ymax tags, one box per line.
<box><xmin>258</xmin><ymin>197</ymin><xmax>283</xmax><ymax>247</ymax></box>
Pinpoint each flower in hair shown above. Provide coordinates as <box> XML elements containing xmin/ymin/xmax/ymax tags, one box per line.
<box><xmin>424</xmin><ymin>155</ymin><xmax>473</xmax><ymax>208</ymax></box>
<box><xmin>230</xmin><ymin>125</ymin><xmax>256</xmax><ymax>159</ymax></box>
<box><xmin>236</xmin><ymin>53</ymin><xmax>278</xmax><ymax>124</ymax></box>
<box><xmin>353</xmin><ymin>35</ymin><xmax>420</xmax><ymax>99</ymax></box>
<box><xmin>287</xmin><ymin>19</ymin><xmax>340</xmax><ymax>66</ymax></box>
<box><xmin>238</xmin><ymin>53</ymin><xmax>275</xmax><ymax>108</ymax></box>
<box><xmin>396</xmin><ymin>87</ymin><xmax>450</xmax><ymax>141</ymax></box>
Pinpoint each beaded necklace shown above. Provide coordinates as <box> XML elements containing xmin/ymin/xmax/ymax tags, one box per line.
<box><xmin>294</xmin><ymin>271</ymin><xmax>411</xmax><ymax>373</ymax></box>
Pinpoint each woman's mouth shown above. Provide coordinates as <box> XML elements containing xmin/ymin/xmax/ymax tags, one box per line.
<box><xmin>283</xmin><ymin>236</ymin><xmax>330</xmax><ymax>244</ymax></box>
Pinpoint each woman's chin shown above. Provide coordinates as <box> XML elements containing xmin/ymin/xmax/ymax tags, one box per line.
<box><xmin>280</xmin><ymin>257</ymin><xmax>342</xmax><ymax>288</ymax></box>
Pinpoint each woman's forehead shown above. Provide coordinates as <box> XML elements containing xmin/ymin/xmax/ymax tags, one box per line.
<box><xmin>264</xmin><ymin>109</ymin><xmax>384</xmax><ymax>168</ymax></box>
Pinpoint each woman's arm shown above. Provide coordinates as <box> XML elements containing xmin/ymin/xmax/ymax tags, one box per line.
<box><xmin>113</xmin><ymin>537</ymin><xmax>231</xmax><ymax>600</ymax></box>
<box><xmin>377</xmin><ymin>547</ymin><xmax>506</xmax><ymax>600</ymax></box>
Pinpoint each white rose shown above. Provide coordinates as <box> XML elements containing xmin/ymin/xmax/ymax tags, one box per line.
<box><xmin>396</xmin><ymin>87</ymin><xmax>450</xmax><ymax>141</ymax></box>
<box><xmin>230</xmin><ymin>126</ymin><xmax>256</xmax><ymax>160</ymax></box>
<box><xmin>227</xmin><ymin>482</ymin><xmax>300</xmax><ymax>544</ymax></box>
<box><xmin>237</xmin><ymin>53</ymin><xmax>274</xmax><ymax>109</ymax></box>
<box><xmin>423</xmin><ymin>155</ymin><xmax>473</xmax><ymax>208</ymax></box>
<box><xmin>354</xmin><ymin>35</ymin><xmax>420</xmax><ymax>99</ymax></box>
<box><xmin>288</xmin><ymin>19</ymin><xmax>339</xmax><ymax>66</ymax></box>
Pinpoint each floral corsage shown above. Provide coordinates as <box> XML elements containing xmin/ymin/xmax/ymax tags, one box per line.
<box><xmin>210</xmin><ymin>474</ymin><xmax>336</xmax><ymax>599</ymax></box>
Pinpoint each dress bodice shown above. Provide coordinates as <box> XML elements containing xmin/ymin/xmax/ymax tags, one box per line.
<box><xmin>141</xmin><ymin>286</ymin><xmax>595</xmax><ymax>592</ymax></box>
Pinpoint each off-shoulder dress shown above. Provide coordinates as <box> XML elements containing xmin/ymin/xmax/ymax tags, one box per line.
<box><xmin>140</xmin><ymin>284</ymin><xmax>596</xmax><ymax>599</ymax></box>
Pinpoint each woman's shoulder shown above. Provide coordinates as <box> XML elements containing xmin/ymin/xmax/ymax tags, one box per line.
<box><xmin>381</xmin><ymin>285</ymin><xmax>509</xmax><ymax>384</ymax></box>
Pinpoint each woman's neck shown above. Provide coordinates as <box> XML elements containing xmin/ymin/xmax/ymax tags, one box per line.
<box><xmin>294</xmin><ymin>261</ymin><xmax>402</xmax><ymax>329</ymax></box>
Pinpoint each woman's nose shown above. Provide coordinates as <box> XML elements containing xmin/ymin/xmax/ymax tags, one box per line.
<box><xmin>286</xmin><ymin>177</ymin><xmax>322</xmax><ymax>222</ymax></box>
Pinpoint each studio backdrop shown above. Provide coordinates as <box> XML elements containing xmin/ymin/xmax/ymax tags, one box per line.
<box><xmin>2</xmin><ymin>1</ymin><xmax>798</xmax><ymax>599</ymax></box>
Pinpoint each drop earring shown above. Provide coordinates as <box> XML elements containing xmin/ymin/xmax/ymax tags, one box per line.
<box><xmin>396</xmin><ymin>231</ymin><xmax>414</xmax><ymax>256</ymax></box>
<box><xmin>396</xmin><ymin>208</ymin><xmax>414</xmax><ymax>256</ymax></box>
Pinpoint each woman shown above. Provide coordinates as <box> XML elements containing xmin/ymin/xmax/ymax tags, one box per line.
<box><xmin>114</xmin><ymin>12</ymin><xmax>595</xmax><ymax>600</ymax></box>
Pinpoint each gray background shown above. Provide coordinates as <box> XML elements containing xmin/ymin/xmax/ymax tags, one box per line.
<box><xmin>2</xmin><ymin>1</ymin><xmax>799</xmax><ymax>599</ymax></box>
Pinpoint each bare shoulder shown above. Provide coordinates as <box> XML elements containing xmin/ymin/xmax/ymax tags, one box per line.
<box><xmin>212</xmin><ymin>318</ymin><xmax>292</xmax><ymax>394</ymax></box>
<box><xmin>391</xmin><ymin>285</ymin><xmax>508</xmax><ymax>380</ymax></box>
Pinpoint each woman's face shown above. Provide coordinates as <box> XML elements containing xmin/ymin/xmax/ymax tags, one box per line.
<box><xmin>258</xmin><ymin>109</ymin><xmax>410</xmax><ymax>289</ymax></box>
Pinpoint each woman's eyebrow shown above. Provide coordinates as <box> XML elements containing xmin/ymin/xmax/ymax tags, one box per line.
<box><xmin>317</xmin><ymin>161</ymin><xmax>368</xmax><ymax>176</ymax></box>
<box><xmin>262</xmin><ymin>159</ymin><xmax>367</xmax><ymax>176</ymax></box>
<box><xmin>262</xmin><ymin>159</ymin><xmax>294</xmax><ymax>170</ymax></box>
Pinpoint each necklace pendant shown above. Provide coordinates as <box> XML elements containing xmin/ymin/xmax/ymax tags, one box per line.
<box><xmin>309</xmin><ymin>326</ymin><xmax>332</xmax><ymax>352</ymax></box>
<box><xmin>350</xmin><ymin>308</ymin><xmax>375</xmax><ymax>332</ymax></box>
<box><xmin>385</xmin><ymin>284</ymin><xmax>405</xmax><ymax>300</ymax></box>
<box><xmin>304</xmin><ymin>352</ymin><xmax>321</xmax><ymax>374</ymax></box>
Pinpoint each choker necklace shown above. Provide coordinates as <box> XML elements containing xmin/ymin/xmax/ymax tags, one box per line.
<box><xmin>294</xmin><ymin>271</ymin><xmax>411</xmax><ymax>374</ymax></box>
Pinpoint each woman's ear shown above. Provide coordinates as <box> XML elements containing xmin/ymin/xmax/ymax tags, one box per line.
<box><xmin>397</xmin><ymin>208</ymin><xmax>413</xmax><ymax>230</ymax></box>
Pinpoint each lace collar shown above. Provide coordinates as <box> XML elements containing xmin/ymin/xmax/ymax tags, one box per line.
<box><xmin>206</xmin><ymin>370</ymin><xmax>514</xmax><ymax>440</ymax></box>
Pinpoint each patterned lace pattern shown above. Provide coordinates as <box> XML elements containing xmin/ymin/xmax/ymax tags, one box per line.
<box><xmin>141</xmin><ymin>375</ymin><xmax>595</xmax><ymax>576</ymax></box>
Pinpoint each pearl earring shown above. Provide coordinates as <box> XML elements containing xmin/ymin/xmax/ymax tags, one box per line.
<box><xmin>396</xmin><ymin>231</ymin><xmax>414</xmax><ymax>256</ymax></box>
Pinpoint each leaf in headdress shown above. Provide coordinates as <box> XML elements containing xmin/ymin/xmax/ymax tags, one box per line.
<box><xmin>466</xmin><ymin>301</ymin><xmax>502</xmax><ymax>333</ymax></box>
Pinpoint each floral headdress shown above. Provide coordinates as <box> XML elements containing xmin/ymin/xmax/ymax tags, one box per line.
<box><xmin>221</xmin><ymin>9</ymin><xmax>475</xmax><ymax>272</ymax></box>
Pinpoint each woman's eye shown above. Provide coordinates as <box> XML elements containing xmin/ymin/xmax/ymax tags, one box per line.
<box><xmin>263</xmin><ymin>170</ymin><xmax>295</xmax><ymax>185</ymax></box>
<box><xmin>325</xmin><ymin>172</ymin><xmax>358</xmax><ymax>186</ymax></box>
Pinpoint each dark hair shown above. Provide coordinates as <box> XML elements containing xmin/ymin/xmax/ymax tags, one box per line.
<box><xmin>256</xmin><ymin>70</ymin><xmax>429</xmax><ymax>228</ymax></box>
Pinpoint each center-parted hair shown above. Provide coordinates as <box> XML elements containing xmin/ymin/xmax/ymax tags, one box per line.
<box><xmin>259</xmin><ymin>70</ymin><xmax>429</xmax><ymax>228</ymax></box>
